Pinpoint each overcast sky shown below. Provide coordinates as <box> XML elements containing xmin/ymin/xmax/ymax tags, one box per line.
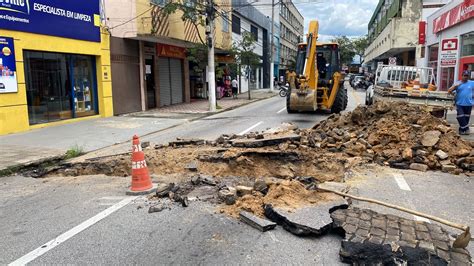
<box><xmin>295</xmin><ymin>0</ymin><xmax>378</xmax><ymax>41</ymax></box>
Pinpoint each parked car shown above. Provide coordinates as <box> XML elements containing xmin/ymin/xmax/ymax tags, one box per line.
<box><xmin>350</xmin><ymin>75</ymin><xmax>364</xmax><ymax>88</ymax></box>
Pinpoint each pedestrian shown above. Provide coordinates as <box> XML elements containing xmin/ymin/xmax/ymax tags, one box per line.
<box><xmin>231</xmin><ymin>77</ymin><xmax>238</xmax><ymax>99</ymax></box>
<box><xmin>448</xmin><ymin>70</ymin><xmax>474</xmax><ymax>135</ymax></box>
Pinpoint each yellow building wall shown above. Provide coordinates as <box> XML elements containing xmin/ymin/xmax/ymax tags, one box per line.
<box><xmin>0</xmin><ymin>29</ymin><xmax>112</xmax><ymax>135</ymax></box>
<box><xmin>135</xmin><ymin>0</ymin><xmax>231</xmax><ymax>50</ymax></box>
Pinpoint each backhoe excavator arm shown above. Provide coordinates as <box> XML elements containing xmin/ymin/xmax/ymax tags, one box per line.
<box><xmin>302</xmin><ymin>20</ymin><xmax>319</xmax><ymax>90</ymax></box>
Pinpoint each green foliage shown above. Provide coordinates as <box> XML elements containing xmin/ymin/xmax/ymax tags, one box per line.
<box><xmin>232</xmin><ymin>32</ymin><xmax>261</xmax><ymax>68</ymax></box>
<box><xmin>331</xmin><ymin>35</ymin><xmax>355</xmax><ymax>65</ymax></box>
<box><xmin>331</xmin><ymin>35</ymin><xmax>369</xmax><ymax>64</ymax></box>
<box><xmin>65</xmin><ymin>145</ymin><xmax>83</xmax><ymax>159</ymax></box>
<box><xmin>352</xmin><ymin>35</ymin><xmax>369</xmax><ymax>61</ymax></box>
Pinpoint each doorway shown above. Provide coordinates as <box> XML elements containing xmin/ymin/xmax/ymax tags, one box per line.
<box><xmin>145</xmin><ymin>55</ymin><xmax>156</xmax><ymax>109</ymax></box>
<box><xmin>440</xmin><ymin>67</ymin><xmax>455</xmax><ymax>91</ymax></box>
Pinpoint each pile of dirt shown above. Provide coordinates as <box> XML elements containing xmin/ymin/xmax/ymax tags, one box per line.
<box><xmin>221</xmin><ymin>179</ymin><xmax>338</xmax><ymax>217</ymax></box>
<box><xmin>304</xmin><ymin>102</ymin><xmax>473</xmax><ymax>172</ymax></box>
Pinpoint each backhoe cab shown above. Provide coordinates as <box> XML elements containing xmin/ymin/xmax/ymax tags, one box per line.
<box><xmin>286</xmin><ymin>20</ymin><xmax>347</xmax><ymax>113</ymax></box>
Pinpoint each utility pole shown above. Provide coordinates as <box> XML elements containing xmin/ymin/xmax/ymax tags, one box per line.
<box><xmin>269</xmin><ymin>0</ymin><xmax>275</xmax><ymax>92</ymax></box>
<box><xmin>206</xmin><ymin>0</ymin><xmax>216</xmax><ymax>112</ymax></box>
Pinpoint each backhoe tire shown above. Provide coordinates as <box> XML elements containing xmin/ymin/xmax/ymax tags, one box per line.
<box><xmin>286</xmin><ymin>92</ymin><xmax>296</xmax><ymax>113</ymax></box>
<box><xmin>343</xmin><ymin>85</ymin><xmax>348</xmax><ymax>110</ymax></box>
<box><xmin>331</xmin><ymin>87</ymin><xmax>347</xmax><ymax>114</ymax></box>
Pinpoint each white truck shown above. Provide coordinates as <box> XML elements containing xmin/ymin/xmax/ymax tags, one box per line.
<box><xmin>365</xmin><ymin>65</ymin><xmax>454</xmax><ymax>116</ymax></box>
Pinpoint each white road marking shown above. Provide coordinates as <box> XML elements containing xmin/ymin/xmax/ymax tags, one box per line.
<box><xmin>238</xmin><ymin>121</ymin><xmax>263</xmax><ymax>136</ymax></box>
<box><xmin>9</xmin><ymin>196</ymin><xmax>138</xmax><ymax>266</ymax></box>
<box><xmin>276</xmin><ymin>107</ymin><xmax>286</xmax><ymax>114</ymax></box>
<box><xmin>393</xmin><ymin>173</ymin><xmax>411</xmax><ymax>191</ymax></box>
<box><xmin>267</xmin><ymin>231</ymin><xmax>281</xmax><ymax>242</ymax></box>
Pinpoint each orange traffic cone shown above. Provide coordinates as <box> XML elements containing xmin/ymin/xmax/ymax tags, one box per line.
<box><xmin>126</xmin><ymin>135</ymin><xmax>156</xmax><ymax>195</ymax></box>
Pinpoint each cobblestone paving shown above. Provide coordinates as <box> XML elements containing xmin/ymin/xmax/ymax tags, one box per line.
<box><xmin>331</xmin><ymin>207</ymin><xmax>472</xmax><ymax>265</ymax></box>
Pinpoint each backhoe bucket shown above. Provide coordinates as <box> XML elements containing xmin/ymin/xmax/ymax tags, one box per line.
<box><xmin>289</xmin><ymin>90</ymin><xmax>318</xmax><ymax>111</ymax></box>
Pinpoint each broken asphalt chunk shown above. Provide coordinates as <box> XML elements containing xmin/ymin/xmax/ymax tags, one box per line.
<box><xmin>339</xmin><ymin>240</ymin><xmax>447</xmax><ymax>265</ymax></box>
<box><xmin>231</xmin><ymin>134</ymin><xmax>301</xmax><ymax>148</ymax></box>
<box><xmin>184</xmin><ymin>161</ymin><xmax>198</xmax><ymax>171</ymax></box>
<box><xmin>200</xmin><ymin>175</ymin><xmax>217</xmax><ymax>186</ymax></box>
<box><xmin>239</xmin><ymin>211</ymin><xmax>277</xmax><ymax>232</ymax></box>
<box><xmin>156</xmin><ymin>183</ymin><xmax>175</xmax><ymax>198</ymax></box>
<box><xmin>264</xmin><ymin>198</ymin><xmax>348</xmax><ymax>236</ymax></box>
<box><xmin>148</xmin><ymin>204</ymin><xmax>165</xmax><ymax>213</ymax></box>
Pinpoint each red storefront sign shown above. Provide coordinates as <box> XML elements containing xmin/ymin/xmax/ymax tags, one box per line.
<box><xmin>433</xmin><ymin>0</ymin><xmax>474</xmax><ymax>33</ymax></box>
<box><xmin>440</xmin><ymin>38</ymin><xmax>458</xmax><ymax>67</ymax></box>
<box><xmin>419</xmin><ymin>21</ymin><xmax>426</xmax><ymax>44</ymax></box>
<box><xmin>157</xmin><ymin>44</ymin><xmax>186</xmax><ymax>59</ymax></box>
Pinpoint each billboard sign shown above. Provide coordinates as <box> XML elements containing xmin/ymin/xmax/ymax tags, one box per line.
<box><xmin>0</xmin><ymin>0</ymin><xmax>101</xmax><ymax>42</ymax></box>
<box><xmin>440</xmin><ymin>38</ymin><xmax>458</xmax><ymax>67</ymax></box>
<box><xmin>433</xmin><ymin>0</ymin><xmax>474</xmax><ymax>33</ymax></box>
<box><xmin>0</xmin><ymin>37</ymin><xmax>18</xmax><ymax>94</ymax></box>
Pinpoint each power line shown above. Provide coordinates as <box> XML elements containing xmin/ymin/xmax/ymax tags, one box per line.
<box><xmin>108</xmin><ymin>7</ymin><xmax>153</xmax><ymax>30</ymax></box>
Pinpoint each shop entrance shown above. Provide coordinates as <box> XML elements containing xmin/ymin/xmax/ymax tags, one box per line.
<box><xmin>25</xmin><ymin>51</ymin><xmax>98</xmax><ymax>125</ymax></box>
<box><xmin>145</xmin><ymin>56</ymin><xmax>156</xmax><ymax>109</ymax></box>
<box><xmin>440</xmin><ymin>67</ymin><xmax>455</xmax><ymax>91</ymax></box>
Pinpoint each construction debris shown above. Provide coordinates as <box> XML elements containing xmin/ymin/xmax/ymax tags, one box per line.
<box><xmin>331</xmin><ymin>207</ymin><xmax>472</xmax><ymax>264</ymax></box>
<box><xmin>239</xmin><ymin>211</ymin><xmax>277</xmax><ymax>232</ymax></box>
<box><xmin>264</xmin><ymin>198</ymin><xmax>348</xmax><ymax>236</ymax></box>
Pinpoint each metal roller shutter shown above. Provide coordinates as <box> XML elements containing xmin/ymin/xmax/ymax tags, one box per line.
<box><xmin>169</xmin><ymin>58</ymin><xmax>183</xmax><ymax>104</ymax></box>
<box><xmin>158</xmin><ymin>58</ymin><xmax>171</xmax><ymax>106</ymax></box>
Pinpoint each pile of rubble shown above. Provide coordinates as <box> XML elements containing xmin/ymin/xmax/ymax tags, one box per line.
<box><xmin>305</xmin><ymin>102</ymin><xmax>474</xmax><ymax>173</ymax></box>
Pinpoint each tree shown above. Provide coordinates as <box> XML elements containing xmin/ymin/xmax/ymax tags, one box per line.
<box><xmin>331</xmin><ymin>35</ymin><xmax>355</xmax><ymax>65</ymax></box>
<box><xmin>231</xmin><ymin>32</ymin><xmax>261</xmax><ymax>99</ymax></box>
<box><xmin>352</xmin><ymin>35</ymin><xmax>368</xmax><ymax>64</ymax></box>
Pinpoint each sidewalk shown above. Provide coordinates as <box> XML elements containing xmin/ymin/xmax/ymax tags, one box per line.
<box><xmin>128</xmin><ymin>89</ymin><xmax>277</xmax><ymax>118</ymax></box>
<box><xmin>446</xmin><ymin>110</ymin><xmax>474</xmax><ymax>142</ymax></box>
<box><xmin>0</xmin><ymin>89</ymin><xmax>277</xmax><ymax>173</ymax></box>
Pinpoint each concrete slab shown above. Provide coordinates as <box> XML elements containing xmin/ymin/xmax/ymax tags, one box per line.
<box><xmin>264</xmin><ymin>198</ymin><xmax>348</xmax><ymax>236</ymax></box>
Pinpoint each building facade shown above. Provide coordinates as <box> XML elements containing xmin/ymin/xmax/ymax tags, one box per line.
<box><xmin>422</xmin><ymin>0</ymin><xmax>474</xmax><ymax>91</ymax></box>
<box><xmin>253</xmin><ymin>0</ymin><xmax>303</xmax><ymax>80</ymax></box>
<box><xmin>364</xmin><ymin>0</ymin><xmax>449</xmax><ymax>69</ymax></box>
<box><xmin>231</xmin><ymin>0</ymin><xmax>272</xmax><ymax>92</ymax></box>
<box><xmin>0</xmin><ymin>0</ymin><xmax>112</xmax><ymax>135</ymax></box>
<box><xmin>104</xmin><ymin>0</ymin><xmax>232</xmax><ymax>115</ymax></box>
<box><xmin>278</xmin><ymin>0</ymin><xmax>304</xmax><ymax>77</ymax></box>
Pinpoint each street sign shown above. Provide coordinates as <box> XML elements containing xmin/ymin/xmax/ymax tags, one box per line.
<box><xmin>389</xmin><ymin>57</ymin><xmax>397</xmax><ymax>65</ymax></box>
<box><xmin>440</xmin><ymin>38</ymin><xmax>458</xmax><ymax>67</ymax></box>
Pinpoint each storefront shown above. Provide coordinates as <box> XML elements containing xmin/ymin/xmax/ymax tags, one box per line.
<box><xmin>424</xmin><ymin>0</ymin><xmax>474</xmax><ymax>90</ymax></box>
<box><xmin>156</xmin><ymin>43</ymin><xmax>187</xmax><ymax>107</ymax></box>
<box><xmin>0</xmin><ymin>0</ymin><xmax>112</xmax><ymax>135</ymax></box>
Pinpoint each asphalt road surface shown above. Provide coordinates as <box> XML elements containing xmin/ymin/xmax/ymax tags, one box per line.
<box><xmin>2</xmin><ymin>86</ymin><xmax>472</xmax><ymax>265</ymax></box>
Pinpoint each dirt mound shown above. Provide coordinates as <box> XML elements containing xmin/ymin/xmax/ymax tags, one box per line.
<box><xmin>221</xmin><ymin>180</ymin><xmax>338</xmax><ymax>217</ymax></box>
<box><xmin>305</xmin><ymin>102</ymin><xmax>473</xmax><ymax>172</ymax></box>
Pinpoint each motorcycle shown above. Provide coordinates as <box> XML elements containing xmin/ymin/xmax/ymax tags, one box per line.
<box><xmin>278</xmin><ymin>83</ymin><xmax>289</xmax><ymax>97</ymax></box>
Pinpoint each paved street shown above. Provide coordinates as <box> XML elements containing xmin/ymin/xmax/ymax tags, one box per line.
<box><xmin>1</xmin><ymin>86</ymin><xmax>473</xmax><ymax>265</ymax></box>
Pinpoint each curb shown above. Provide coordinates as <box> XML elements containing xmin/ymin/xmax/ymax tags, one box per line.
<box><xmin>0</xmin><ymin>93</ymin><xmax>278</xmax><ymax>175</ymax></box>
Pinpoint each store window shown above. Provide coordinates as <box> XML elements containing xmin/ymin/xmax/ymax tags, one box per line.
<box><xmin>25</xmin><ymin>51</ymin><xmax>97</xmax><ymax>125</ymax></box>
<box><xmin>461</xmin><ymin>32</ymin><xmax>474</xmax><ymax>57</ymax></box>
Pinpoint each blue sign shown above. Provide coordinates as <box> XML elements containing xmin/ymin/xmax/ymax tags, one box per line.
<box><xmin>0</xmin><ymin>0</ymin><xmax>100</xmax><ymax>42</ymax></box>
<box><xmin>0</xmin><ymin>36</ymin><xmax>18</xmax><ymax>93</ymax></box>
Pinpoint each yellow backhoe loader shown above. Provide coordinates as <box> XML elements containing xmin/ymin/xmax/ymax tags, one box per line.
<box><xmin>286</xmin><ymin>20</ymin><xmax>347</xmax><ymax>113</ymax></box>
